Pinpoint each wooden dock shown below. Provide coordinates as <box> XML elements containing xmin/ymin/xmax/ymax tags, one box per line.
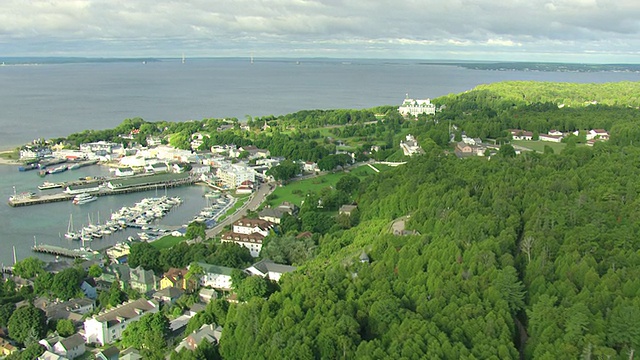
<box><xmin>32</xmin><ymin>244</ymin><xmax>97</xmax><ymax>259</ymax></box>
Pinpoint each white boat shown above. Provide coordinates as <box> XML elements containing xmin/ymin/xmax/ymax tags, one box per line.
<box><xmin>64</xmin><ymin>214</ymin><xmax>79</xmax><ymax>240</ymax></box>
<box><xmin>73</xmin><ymin>193</ymin><xmax>97</xmax><ymax>205</ymax></box>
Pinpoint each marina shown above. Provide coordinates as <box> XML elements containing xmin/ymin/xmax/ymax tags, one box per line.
<box><xmin>32</xmin><ymin>244</ymin><xmax>98</xmax><ymax>259</ymax></box>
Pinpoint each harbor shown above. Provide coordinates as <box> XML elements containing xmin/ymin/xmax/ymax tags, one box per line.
<box><xmin>32</xmin><ymin>244</ymin><xmax>98</xmax><ymax>259</ymax></box>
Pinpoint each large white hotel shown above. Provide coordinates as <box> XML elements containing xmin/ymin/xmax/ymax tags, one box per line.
<box><xmin>398</xmin><ymin>97</ymin><xmax>436</xmax><ymax>117</ymax></box>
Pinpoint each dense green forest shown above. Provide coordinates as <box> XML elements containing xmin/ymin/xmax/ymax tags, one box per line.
<box><xmin>218</xmin><ymin>82</ymin><xmax>640</xmax><ymax>359</ymax></box>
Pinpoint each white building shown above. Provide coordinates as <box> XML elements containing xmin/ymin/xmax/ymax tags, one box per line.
<box><xmin>53</xmin><ymin>334</ymin><xmax>86</xmax><ymax>360</ymax></box>
<box><xmin>221</xmin><ymin>232</ymin><xmax>265</xmax><ymax>258</ymax></box>
<box><xmin>196</xmin><ymin>263</ymin><xmax>234</xmax><ymax>290</ymax></box>
<box><xmin>245</xmin><ymin>259</ymin><xmax>297</xmax><ymax>282</ymax></box>
<box><xmin>83</xmin><ymin>299</ymin><xmax>159</xmax><ymax>346</ymax></box>
<box><xmin>216</xmin><ymin>163</ymin><xmax>256</xmax><ymax>189</ymax></box>
<box><xmin>233</xmin><ymin>218</ymin><xmax>274</xmax><ymax>237</ymax></box>
<box><xmin>539</xmin><ymin>134</ymin><xmax>563</xmax><ymax>143</ymax></box>
<box><xmin>587</xmin><ymin>129</ymin><xmax>609</xmax><ymax>140</ymax></box>
<box><xmin>400</xmin><ymin>134</ymin><xmax>424</xmax><ymax>156</ymax></box>
<box><xmin>398</xmin><ymin>97</ymin><xmax>436</xmax><ymax>117</ymax></box>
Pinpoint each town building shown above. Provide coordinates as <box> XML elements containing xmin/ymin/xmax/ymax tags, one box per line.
<box><xmin>129</xmin><ymin>266</ymin><xmax>157</xmax><ymax>294</ymax></box>
<box><xmin>539</xmin><ymin>134</ymin><xmax>563</xmax><ymax>143</ymax></box>
<box><xmin>587</xmin><ymin>129</ymin><xmax>610</xmax><ymax>140</ymax></box>
<box><xmin>216</xmin><ymin>162</ymin><xmax>257</xmax><ymax>189</ymax></box>
<box><xmin>509</xmin><ymin>129</ymin><xmax>534</xmax><ymax>141</ymax></box>
<box><xmin>244</xmin><ymin>259</ymin><xmax>297</xmax><ymax>282</ymax></box>
<box><xmin>52</xmin><ymin>334</ymin><xmax>86</xmax><ymax>360</ymax></box>
<box><xmin>220</xmin><ymin>231</ymin><xmax>265</xmax><ymax>258</ymax></box>
<box><xmin>159</xmin><ymin>268</ymin><xmax>190</xmax><ymax>290</ymax></box>
<box><xmin>174</xmin><ymin>324</ymin><xmax>223</xmax><ymax>353</ymax></box>
<box><xmin>398</xmin><ymin>97</ymin><xmax>436</xmax><ymax>117</ymax></box>
<box><xmin>400</xmin><ymin>134</ymin><xmax>424</xmax><ymax>156</ymax></box>
<box><xmin>84</xmin><ymin>299</ymin><xmax>159</xmax><ymax>346</ymax></box>
<box><xmin>196</xmin><ymin>262</ymin><xmax>235</xmax><ymax>290</ymax></box>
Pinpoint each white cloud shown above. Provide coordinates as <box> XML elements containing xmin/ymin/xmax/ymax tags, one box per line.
<box><xmin>0</xmin><ymin>0</ymin><xmax>639</xmax><ymax>61</ymax></box>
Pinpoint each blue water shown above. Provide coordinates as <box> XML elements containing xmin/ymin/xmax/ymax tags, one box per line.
<box><xmin>1</xmin><ymin>58</ymin><xmax>639</xmax><ymax>265</ymax></box>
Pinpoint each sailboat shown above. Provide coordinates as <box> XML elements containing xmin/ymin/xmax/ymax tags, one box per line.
<box><xmin>250</xmin><ymin>52</ymin><xmax>254</xmax><ymax>65</ymax></box>
<box><xmin>64</xmin><ymin>214</ymin><xmax>79</xmax><ymax>240</ymax></box>
<box><xmin>182</xmin><ymin>53</ymin><xmax>186</xmax><ymax>64</ymax></box>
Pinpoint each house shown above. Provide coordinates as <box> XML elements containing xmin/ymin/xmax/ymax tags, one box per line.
<box><xmin>81</xmin><ymin>280</ymin><xmax>97</xmax><ymax>299</ymax></box>
<box><xmin>153</xmin><ymin>287</ymin><xmax>185</xmax><ymax>304</ymax></box>
<box><xmin>174</xmin><ymin>324</ymin><xmax>223</xmax><ymax>353</ymax></box>
<box><xmin>220</xmin><ymin>232</ymin><xmax>265</xmax><ymax>257</ymax></box>
<box><xmin>548</xmin><ymin>129</ymin><xmax>563</xmax><ymax>136</ymax></box>
<box><xmin>120</xmin><ymin>347</ymin><xmax>143</xmax><ymax>360</ymax></box>
<box><xmin>400</xmin><ymin>134</ymin><xmax>424</xmax><ymax>156</ymax></box>
<box><xmin>38</xmin><ymin>351</ymin><xmax>68</xmax><ymax>360</ymax></box>
<box><xmin>277</xmin><ymin>202</ymin><xmax>299</xmax><ymax>215</ymax></box>
<box><xmin>53</xmin><ymin>334</ymin><xmax>86</xmax><ymax>360</ymax></box>
<box><xmin>159</xmin><ymin>268</ymin><xmax>190</xmax><ymax>290</ymax></box>
<box><xmin>359</xmin><ymin>251</ymin><xmax>370</xmax><ymax>264</ymax></box>
<box><xmin>398</xmin><ymin>97</ymin><xmax>436</xmax><ymax>117</ymax></box>
<box><xmin>587</xmin><ymin>129</ymin><xmax>609</xmax><ymax>140</ymax></box>
<box><xmin>95</xmin><ymin>346</ymin><xmax>120</xmax><ymax>360</ymax></box>
<box><xmin>510</xmin><ymin>129</ymin><xmax>533</xmax><ymax>140</ymax></box>
<box><xmin>539</xmin><ymin>134</ymin><xmax>563</xmax><ymax>143</ymax></box>
<box><xmin>84</xmin><ymin>299</ymin><xmax>159</xmax><ymax>346</ymax></box>
<box><xmin>199</xmin><ymin>288</ymin><xmax>217</xmax><ymax>303</ymax></box>
<box><xmin>244</xmin><ymin>259</ymin><xmax>297</xmax><ymax>282</ymax></box>
<box><xmin>129</xmin><ymin>266</ymin><xmax>156</xmax><ymax>294</ymax></box>
<box><xmin>303</xmin><ymin>161</ymin><xmax>319</xmax><ymax>173</ymax></box>
<box><xmin>339</xmin><ymin>204</ymin><xmax>358</xmax><ymax>216</ymax></box>
<box><xmin>39</xmin><ymin>334</ymin><xmax>61</xmax><ymax>352</ymax></box>
<box><xmin>0</xmin><ymin>337</ymin><xmax>17</xmax><ymax>356</ymax></box>
<box><xmin>258</xmin><ymin>207</ymin><xmax>287</xmax><ymax>224</ymax></box>
<box><xmin>197</xmin><ymin>262</ymin><xmax>235</xmax><ymax>290</ymax></box>
<box><xmin>144</xmin><ymin>162</ymin><xmax>169</xmax><ymax>174</ymax></box>
<box><xmin>37</xmin><ymin>298</ymin><xmax>95</xmax><ymax>324</ymax></box>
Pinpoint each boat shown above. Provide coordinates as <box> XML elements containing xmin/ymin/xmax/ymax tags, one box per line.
<box><xmin>38</xmin><ymin>181</ymin><xmax>62</xmax><ymax>190</ymax></box>
<box><xmin>73</xmin><ymin>193</ymin><xmax>97</xmax><ymax>205</ymax></box>
<box><xmin>64</xmin><ymin>214</ymin><xmax>79</xmax><ymax>240</ymax></box>
<box><xmin>48</xmin><ymin>164</ymin><xmax>68</xmax><ymax>174</ymax></box>
<box><xmin>67</xmin><ymin>163</ymin><xmax>81</xmax><ymax>170</ymax></box>
<box><xmin>18</xmin><ymin>163</ymin><xmax>39</xmax><ymax>172</ymax></box>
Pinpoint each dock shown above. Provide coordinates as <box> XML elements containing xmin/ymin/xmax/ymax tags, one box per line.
<box><xmin>8</xmin><ymin>175</ymin><xmax>197</xmax><ymax>207</ymax></box>
<box><xmin>32</xmin><ymin>244</ymin><xmax>97</xmax><ymax>259</ymax></box>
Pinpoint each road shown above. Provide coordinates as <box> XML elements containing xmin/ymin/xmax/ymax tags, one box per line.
<box><xmin>205</xmin><ymin>181</ymin><xmax>276</xmax><ymax>238</ymax></box>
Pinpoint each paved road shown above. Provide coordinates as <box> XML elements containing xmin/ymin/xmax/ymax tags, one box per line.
<box><xmin>205</xmin><ymin>181</ymin><xmax>276</xmax><ymax>238</ymax></box>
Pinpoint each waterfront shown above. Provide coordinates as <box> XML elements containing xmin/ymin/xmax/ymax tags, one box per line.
<box><xmin>1</xmin><ymin>58</ymin><xmax>640</xmax><ymax>265</ymax></box>
<box><xmin>0</xmin><ymin>164</ymin><xmax>211</xmax><ymax>265</ymax></box>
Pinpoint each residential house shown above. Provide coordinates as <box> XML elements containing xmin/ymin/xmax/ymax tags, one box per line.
<box><xmin>400</xmin><ymin>134</ymin><xmax>424</xmax><ymax>156</ymax></box>
<box><xmin>587</xmin><ymin>129</ymin><xmax>609</xmax><ymax>140</ymax></box>
<box><xmin>152</xmin><ymin>287</ymin><xmax>185</xmax><ymax>304</ymax></box>
<box><xmin>277</xmin><ymin>202</ymin><xmax>299</xmax><ymax>215</ymax></box>
<box><xmin>302</xmin><ymin>161</ymin><xmax>319</xmax><ymax>173</ymax></box>
<box><xmin>81</xmin><ymin>280</ymin><xmax>97</xmax><ymax>299</ymax></box>
<box><xmin>509</xmin><ymin>129</ymin><xmax>533</xmax><ymax>141</ymax></box>
<box><xmin>120</xmin><ymin>347</ymin><xmax>143</xmax><ymax>360</ymax></box>
<box><xmin>159</xmin><ymin>268</ymin><xmax>190</xmax><ymax>290</ymax></box>
<box><xmin>398</xmin><ymin>97</ymin><xmax>436</xmax><ymax>117</ymax></box>
<box><xmin>339</xmin><ymin>204</ymin><xmax>358</xmax><ymax>216</ymax></box>
<box><xmin>38</xmin><ymin>351</ymin><xmax>68</xmax><ymax>360</ymax></box>
<box><xmin>0</xmin><ymin>337</ymin><xmax>17</xmax><ymax>357</ymax></box>
<box><xmin>129</xmin><ymin>266</ymin><xmax>156</xmax><ymax>294</ymax></box>
<box><xmin>199</xmin><ymin>288</ymin><xmax>217</xmax><ymax>303</ymax></box>
<box><xmin>175</xmin><ymin>324</ymin><xmax>223</xmax><ymax>353</ymax></box>
<box><xmin>95</xmin><ymin>346</ymin><xmax>120</xmax><ymax>360</ymax></box>
<box><xmin>84</xmin><ymin>299</ymin><xmax>159</xmax><ymax>346</ymax></box>
<box><xmin>197</xmin><ymin>262</ymin><xmax>235</xmax><ymax>290</ymax></box>
<box><xmin>53</xmin><ymin>334</ymin><xmax>86</xmax><ymax>360</ymax></box>
<box><xmin>548</xmin><ymin>129</ymin><xmax>563</xmax><ymax>136</ymax></box>
<box><xmin>258</xmin><ymin>207</ymin><xmax>287</xmax><ymax>224</ymax></box>
<box><xmin>39</xmin><ymin>335</ymin><xmax>61</xmax><ymax>352</ymax></box>
<box><xmin>539</xmin><ymin>134</ymin><xmax>563</xmax><ymax>143</ymax></box>
<box><xmin>244</xmin><ymin>259</ymin><xmax>297</xmax><ymax>282</ymax></box>
<box><xmin>36</xmin><ymin>298</ymin><xmax>95</xmax><ymax>324</ymax></box>
<box><xmin>235</xmin><ymin>180</ymin><xmax>254</xmax><ymax>195</ymax></box>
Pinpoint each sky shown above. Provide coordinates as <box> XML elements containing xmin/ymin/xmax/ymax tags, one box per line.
<box><xmin>1</xmin><ymin>0</ymin><xmax>639</xmax><ymax>63</ymax></box>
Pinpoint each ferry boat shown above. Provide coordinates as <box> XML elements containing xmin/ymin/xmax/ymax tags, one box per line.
<box><xmin>38</xmin><ymin>181</ymin><xmax>62</xmax><ymax>190</ymax></box>
<box><xmin>73</xmin><ymin>193</ymin><xmax>97</xmax><ymax>205</ymax></box>
<box><xmin>48</xmin><ymin>165</ymin><xmax>68</xmax><ymax>174</ymax></box>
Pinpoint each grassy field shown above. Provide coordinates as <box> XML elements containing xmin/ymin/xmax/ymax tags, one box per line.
<box><xmin>150</xmin><ymin>235</ymin><xmax>184</xmax><ymax>249</ymax></box>
<box><xmin>512</xmin><ymin>139</ymin><xmax>567</xmax><ymax>153</ymax></box>
<box><xmin>267</xmin><ymin>165</ymin><xmax>378</xmax><ymax>207</ymax></box>
<box><xmin>217</xmin><ymin>194</ymin><xmax>251</xmax><ymax>222</ymax></box>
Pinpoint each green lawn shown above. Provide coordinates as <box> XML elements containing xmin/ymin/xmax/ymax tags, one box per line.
<box><xmin>150</xmin><ymin>235</ymin><xmax>184</xmax><ymax>249</ymax></box>
<box><xmin>512</xmin><ymin>139</ymin><xmax>567</xmax><ymax>153</ymax></box>
<box><xmin>267</xmin><ymin>165</ymin><xmax>376</xmax><ymax>207</ymax></box>
<box><xmin>216</xmin><ymin>194</ymin><xmax>251</xmax><ymax>222</ymax></box>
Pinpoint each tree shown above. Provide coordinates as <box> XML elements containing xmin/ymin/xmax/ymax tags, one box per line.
<box><xmin>0</xmin><ymin>303</ymin><xmax>16</xmax><ymax>327</ymax></box>
<box><xmin>88</xmin><ymin>264</ymin><xmax>102</xmax><ymax>278</ymax></box>
<box><xmin>17</xmin><ymin>343</ymin><xmax>45</xmax><ymax>360</ymax></box>
<box><xmin>236</xmin><ymin>276</ymin><xmax>269</xmax><ymax>301</ymax></box>
<box><xmin>266</xmin><ymin>160</ymin><xmax>301</xmax><ymax>181</ymax></box>
<box><xmin>8</xmin><ymin>305</ymin><xmax>46</xmax><ymax>345</ymax></box>
<box><xmin>336</xmin><ymin>175</ymin><xmax>361</xmax><ymax>195</ymax></box>
<box><xmin>128</xmin><ymin>242</ymin><xmax>162</xmax><ymax>273</ymax></box>
<box><xmin>498</xmin><ymin>144</ymin><xmax>516</xmax><ymax>158</ymax></box>
<box><xmin>109</xmin><ymin>280</ymin><xmax>127</xmax><ymax>307</ymax></box>
<box><xmin>121</xmin><ymin>312</ymin><xmax>170</xmax><ymax>352</ymax></box>
<box><xmin>12</xmin><ymin>257</ymin><xmax>45</xmax><ymax>279</ymax></box>
<box><xmin>186</xmin><ymin>221</ymin><xmax>207</xmax><ymax>243</ymax></box>
<box><xmin>185</xmin><ymin>262</ymin><xmax>204</xmax><ymax>291</ymax></box>
<box><xmin>56</xmin><ymin>319</ymin><xmax>75</xmax><ymax>337</ymax></box>
<box><xmin>51</xmin><ymin>267</ymin><xmax>84</xmax><ymax>301</ymax></box>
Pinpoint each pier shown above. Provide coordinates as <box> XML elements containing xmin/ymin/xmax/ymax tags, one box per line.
<box><xmin>8</xmin><ymin>175</ymin><xmax>196</xmax><ymax>207</ymax></box>
<box><xmin>32</xmin><ymin>244</ymin><xmax>98</xmax><ymax>259</ymax></box>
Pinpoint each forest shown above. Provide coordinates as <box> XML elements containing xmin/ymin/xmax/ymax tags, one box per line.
<box><xmin>218</xmin><ymin>82</ymin><xmax>640</xmax><ymax>359</ymax></box>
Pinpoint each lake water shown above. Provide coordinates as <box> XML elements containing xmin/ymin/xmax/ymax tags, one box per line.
<box><xmin>1</xmin><ymin>58</ymin><xmax>639</xmax><ymax>265</ymax></box>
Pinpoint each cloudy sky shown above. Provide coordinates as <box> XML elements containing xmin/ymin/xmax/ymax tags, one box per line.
<box><xmin>1</xmin><ymin>0</ymin><xmax>639</xmax><ymax>63</ymax></box>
